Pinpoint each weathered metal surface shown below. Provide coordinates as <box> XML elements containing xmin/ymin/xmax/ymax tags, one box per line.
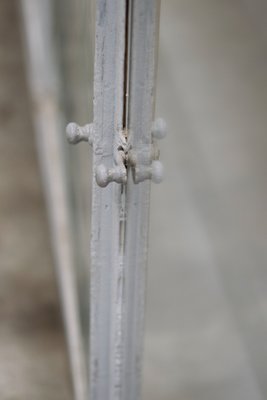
<box><xmin>89</xmin><ymin>1</ymin><xmax>161</xmax><ymax>399</ymax></box>
<box><xmin>122</xmin><ymin>2</ymin><xmax>161</xmax><ymax>399</ymax></box>
<box><xmin>89</xmin><ymin>1</ymin><xmax>127</xmax><ymax>399</ymax></box>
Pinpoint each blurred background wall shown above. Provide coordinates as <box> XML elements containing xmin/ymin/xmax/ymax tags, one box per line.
<box><xmin>1</xmin><ymin>1</ymin><xmax>267</xmax><ymax>400</ymax></box>
<box><xmin>145</xmin><ymin>1</ymin><xmax>267</xmax><ymax>399</ymax></box>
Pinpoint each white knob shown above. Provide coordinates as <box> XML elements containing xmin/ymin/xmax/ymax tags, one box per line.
<box><xmin>66</xmin><ymin>122</ymin><xmax>93</xmax><ymax>144</ymax></box>
<box><xmin>151</xmin><ymin>160</ymin><xmax>164</xmax><ymax>184</ymax></box>
<box><xmin>95</xmin><ymin>165</ymin><xmax>109</xmax><ymax>187</ymax></box>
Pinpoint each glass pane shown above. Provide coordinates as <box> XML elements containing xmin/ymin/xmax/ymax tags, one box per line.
<box><xmin>53</xmin><ymin>0</ymin><xmax>95</xmax><ymax>363</ymax></box>
<box><xmin>145</xmin><ymin>1</ymin><xmax>267</xmax><ymax>399</ymax></box>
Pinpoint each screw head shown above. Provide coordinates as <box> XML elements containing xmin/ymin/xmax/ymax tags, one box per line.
<box><xmin>95</xmin><ymin>164</ymin><xmax>109</xmax><ymax>187</ymax></box>
<box><xmin>66</xmin><ymin>122</ymin><xmax>80</xmax><ymax>144</ymax></box>
<box><xmin>151</xmin><ymin>160</ymin><xmax>164</xmax><ymax>184</ymax></box>
<box><xmin>66</xmin><ymin>122</ymin><xmax>92</xmax><ymax>144</ymax></box>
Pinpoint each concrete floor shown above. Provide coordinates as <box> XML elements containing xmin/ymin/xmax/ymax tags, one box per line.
<box><xmin>1</xmin><ymin>1</ymin><xmax>267</xmax><ymax>400</ymax></box>
<box><xmin>0</xmin><ymin>2</ymin><xmax>72</xmax><ymax>399</ymax></box>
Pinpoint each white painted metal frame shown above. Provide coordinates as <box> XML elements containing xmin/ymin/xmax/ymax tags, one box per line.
<box><xmin>89</xmin><ymin>1</ymin><xmax>127</xmax><ymax>399</ymax></box>
<box><xmin>88</xmin><ymin>1</ymin><xmax>161</xmax><ymax>399</ymax></box>
<box><xmin>123</xmin><ymin>2</ymin><xmax>161</xmax><ymax>399</ymax></box>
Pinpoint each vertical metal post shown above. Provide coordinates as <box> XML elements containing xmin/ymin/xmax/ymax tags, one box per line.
<box><xmin>123</xmin><ymin>2</ymin><xmax>161</xmax><ymax>399</ymax></box>
<box><xmin>90</xmin><ymin>1</ymin><xmax>161</xmax><ymax>399</ymax></box>
<box><xmin>90</xmin><ymin>1</ymin><xmax>127</xmax><ymax>399</ymax></box>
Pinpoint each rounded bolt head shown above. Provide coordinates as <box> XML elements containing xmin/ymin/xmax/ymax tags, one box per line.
<box><xmin>66</xmin><ymin>122</ymin><xmax>91</xmax><ymax>144</ymax></box>
<box><xmin>96</xmin><ymin>164</ymin><xmax>109</xmax><ymax>187</ymax></box>
<box><xmin>151</xmin><ymin>160</ymin><xmax>164</xmax><ymax>184</ymax></box>
<box><xmin>66</xmin><ymin>122</ymin><xmax>79</xmax><ymax>144</ymax></box>
<box><xmin>152</xmin><ymin>118</ymin><xmax>167</xmax><ymax>140</ymax></box>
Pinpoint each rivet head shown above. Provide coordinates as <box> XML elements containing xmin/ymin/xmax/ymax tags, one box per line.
<box><xmin>151</xmin><ymin>160</ymin><xmax>164</xmax><ymax>184</ymax></box>
<box><xmin>95</xmin><ymin>164</ymin><xmax>127</xmax><ymax>187</ymax></box>
<box><xmin>95</xmin><ymin>165</ymin><xmax>109</xmax><ymax>188</ymax></box>
<box><xmin>66</xmin><ymin>122</ymin><xmax>93</xmax><ymax>144</ymax></box>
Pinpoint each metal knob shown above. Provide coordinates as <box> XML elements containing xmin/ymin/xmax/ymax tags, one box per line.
<box><xmin>96</xmin><ymin>164</ymin><xmax>127</xmax><ymax>188</ymax></box>
<box><xmin>66</xmin><ymin>122</ymin><xmax>94</xmax><ymax>145</ymax></box>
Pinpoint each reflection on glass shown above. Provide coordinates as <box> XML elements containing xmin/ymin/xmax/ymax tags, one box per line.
<box><xmin>53</xmin><ymin>0</ymin><xmax>95</xmax><ymax>371</ymax></box>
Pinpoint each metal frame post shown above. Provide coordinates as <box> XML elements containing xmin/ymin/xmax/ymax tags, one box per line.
<box><xmin>123</xmin><ymin>2</ymin><xmax>161</xmax><ymax>399</ymax></box>
<box><xmin>64</xmin><ymin>0</ymin><xmax>163</xmax><ymax>398</ymax></box>
<box><xmin>89</xmin><ymin>1</ymin><xmax>127</xmax><ymax>399</ymax></box>
<box><xmin>88</xmin><ymin>1</ymin><xmax>162</xmax><ymax>399</ymax></box>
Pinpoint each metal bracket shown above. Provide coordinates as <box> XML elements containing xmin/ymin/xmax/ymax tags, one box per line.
<box><xmin>66</xmin><ymin>117</ymin><xmax>166</xmax><ymax>187</ymax></box>
<box><xmin>95</xmin><ymin>130</ymin><xmax>128</xmax><ymax>187</ymax></box>
<box><xmin>66</xmin><ymin>122</ymin><xmax>127</xmax><ymax>187</ymax></box>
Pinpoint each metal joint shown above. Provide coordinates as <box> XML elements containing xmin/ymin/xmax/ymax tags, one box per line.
<box><xmin>66</xmin><ymin>118</ymin><xmax>166</xmax><ymax>187</ymax></box>
<box><xmin>128</xmin><ymin>118</ymin><xmax>167</xmax><ymax>184</ymax></box>
<box><xmin>66</xmin><ymin>123</ymin><xmax>128</xmax><ymax>188</ymax></box>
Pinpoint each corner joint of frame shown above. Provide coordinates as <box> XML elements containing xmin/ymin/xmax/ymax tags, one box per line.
<box><xmin>66</xmin><ymin>118</ymin><xmax>167</xmax><ymax>187</ymax></box>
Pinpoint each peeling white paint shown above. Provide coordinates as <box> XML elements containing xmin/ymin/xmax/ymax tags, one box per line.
<box><xmin>90</xmin><ymin>1</ymin><xmax>161</xmax><ymax>399</ymax></box>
